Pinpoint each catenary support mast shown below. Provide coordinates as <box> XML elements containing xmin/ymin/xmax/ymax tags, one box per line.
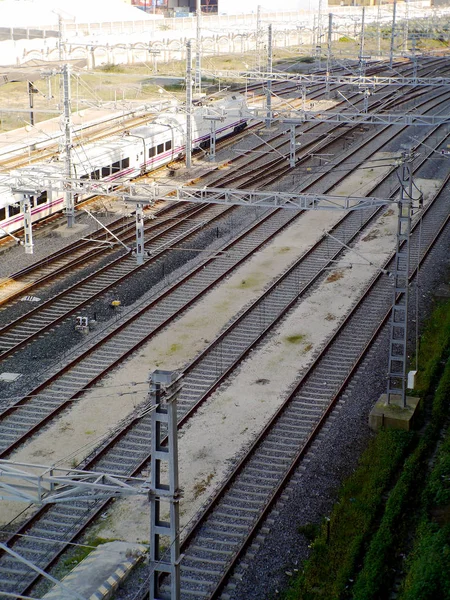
<box><xmin>186</xmin><ymin>41</ymin><xmax>193</xmax><ymax>169</ymax></box>
<box><xmin>62</xmin><ymin>64</ymin><xmax>74</xmax><ymax>228</ymax></box>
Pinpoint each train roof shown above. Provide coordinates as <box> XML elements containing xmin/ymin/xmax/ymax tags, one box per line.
<box><xmin>70</xmin><ymin>122</ymin><xmax>172</xmax><ymax>169</ymax></box>
<box><xmin>0</xmin><ymin>175</ymin><xmax>21</xmax><ymax>208</ymax></box>
<box><xmin>130</xmin><ymin>123</ymin><xmax>172</xmax><ymax>138</ymax></box>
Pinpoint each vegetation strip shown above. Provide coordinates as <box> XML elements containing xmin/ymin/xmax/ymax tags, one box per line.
<box><xmin>284</xmin><ymin>297</ymin><xmax>450</xmax><ymax>600</ymax></box>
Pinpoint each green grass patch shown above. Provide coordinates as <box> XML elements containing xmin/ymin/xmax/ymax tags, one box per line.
<box><xmin>99</xmin><ymin>63</ymin><xmax>125</xmax><ymax>73</ymax></box>
<box><xmin>415</xmin><ymin>299</ymin><xmax>450</xmax><ymax>393</ymax></box>
<box><xmin>399</xmin><ymin>368</ymin><xmax>450</xmax><ymax>600</ymax></box>
<box><xmin>236</xmin><ymin>275</ymin><xmax>261</xmax><ymax>289</ymax></box>
<box><xmin>161</xmin><ymin>83</ymin><xmax>185</xmax><ymax>92</ymax></box>
<box><xmin>401</xmin><ymin>522</ymin><xmax>450</xmax><ymax>600</ymax></box>
<box><xmin>284</xmin><ymin>429</ymin><xmax>413</xmax><ymax>600</ymax></box>
<box><xmin>352</xmin><ymin>358</ymin><xmax>450</xmax><ymax>600</ymax></box>
<box><xmin>286</xmin><ymin>334</ymin><xmax>306</xmax><ymax>344</ymax></box>
<box><xmin>62</xmin><ymin>536</ymin><xmax>118</xmax><ymax>570</ymax></box>
<box><xmin>167</xmin><ymin>343</ymin><xmax>182</xmax><ymax>355</ymax></box>
<box><xmin>283</xmin><ymin>295</ymin><xmax>450</xmax><ymax>600</ymax></box>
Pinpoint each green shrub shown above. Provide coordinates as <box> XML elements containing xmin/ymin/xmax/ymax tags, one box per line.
<box><xmin>284</xmin><ymin>430</ymin><xmax>412</xmax><ymax>600</ymax></box>
<box><xmin>99</xmin><ymin>63</ymin><xmax>125</xmax><ymax>73</ymax></box>
<box><xmin>401</xmin><ymin>523</ymin><xmax>450</xmax><ymax>600</ymax></box>
<box><xmin>415</xmin><ymin>299</ymin><xmax>450</xmax><ymax>393</ymax></box>
<box><xmin>353</xmin><ymin>359</ymin><xmax>450</xmax><ymax>600</ymax></box>
<box><xmin>283</xmin><ymin>298</ymin><xmax>450</xmax><ymax>600</ymax></box>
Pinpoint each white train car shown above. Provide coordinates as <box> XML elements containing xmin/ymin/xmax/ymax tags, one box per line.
<box><xmin>0</xmin><ymin>93</ymin><xmax>248</xmax><ymax>240</ymax></box>
<box><xmin>0</xmin><ymin>165</ymin><xmax>67</xmax><ymax>239</ymax></box>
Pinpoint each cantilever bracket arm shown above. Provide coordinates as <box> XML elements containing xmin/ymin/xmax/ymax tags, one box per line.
<box><xmin>82</xmin><ymin>208</ymin><xmax>130</xmax><ymax>250</ymax></box>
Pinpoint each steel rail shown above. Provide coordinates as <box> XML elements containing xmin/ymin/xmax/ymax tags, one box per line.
<box><xmin>0</xmin><ymin>200</ymin><xmax>189</xmax><ymax>305</ymax></box>
<box><xmin>0</xmin><ymin>56</ymin><xmax>448</xmax><ymax>596</ymax></box>
<box><xmin>0</xmin><ymin>203</ymin><xmax>226</xmax><ymax>361</ymax></box>
<box><xmin>0</xmin><ymin>56</ymin><xmax>440</xmax><ymax>296</ymax></box>
<box><xmin>174</xmin><ymin>158</ymin><xmax>450</xmax><ymax>600</ymax></box>
<box><xmin>0</xmin><ymin>102</ymin><xmax>447</xmax><ymax>598</ymax></box>
<box><xmin>2</xmin><ymin>85</ymin><xmax>444</xmax><ymax>450</ymax></box>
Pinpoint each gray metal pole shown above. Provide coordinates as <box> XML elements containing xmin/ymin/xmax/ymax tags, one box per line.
<box><xmin>359</xmin><ymin>6</ymin><xmax>365</xmax><ymax>77</ymax></box>
<box><xmin>317</xmin><ymin>0</ymin><xmax>323</xmax><ymax>68</ymax></box>
<box><xmin>21</xmin><ymin>194</ymin><xmax>34</xmax><ymax>254</ymax></box>
<box><xmin>135</xmin><ymin>202</ymin><xmax>145</xmax><ymax>265</ymax></box>
<box><xmin>195</xmin><ymin>0</ymin><xmax>202</xmax><ymax>95</ymax></box>
<box><xmin>412</xmin><ymin>36</ymin><xmax>418</xmax><ymax>82</ymax></box>
<box><xmin>386</xmin><ymin>152</ymin><xmax>413</xmax><ymax>407</ymax></box>
<box><xmin>326</xmin><ymin>13</ymin><xmax>332</xmax><ymax>95</ymax></box>
<box><xmin>256</xmin><ymin>5</ymin><xmax>262</xmax><ymax>72</ymax></box>
<box><xmin>265</xmin><ymin>24</ymin><xmax>273</xmax><ymax>128</ymax></box>
<box><xmin>27</xmin><ymin>81</ymin><xmax>35</xmax><ymax>126</ymax></box>
<box><xmin>389</xmin><ymin>0</ymin><xmax>397</xmax><ymax>69</ymax></box>
<box><xmin>63</xmin><ymin>64</ymin><xmax>74</xmax><ymax>228</ymax></box>
<box><xmin>210</xmin><ymin>118</ymin><xmax>217</xmax><ymax>161</ymax></box>
<box><xmin>289</xmin><ymin>124</ymin><xmax>296</xmax><ymax>168</ymax></box>
<box><xmin>58</xmin><ymin>14</ymin><xmax>63</xmax><ymax>61</ymax></box>
<box><xmin>377</xmin><ymin>0</ymin><xmax>381</xmax><ymax>57</ymax></box>
<box><xmin>149</xmin><ymin>370</ymin><xmax>182</xmax><ymax>600</ymax></box>
<box><xmin>403</xmin><ymin>0</ymin><xmax>409</xmax><ymax>53</ymax></box>
<box><xmin>186</xmin><ymin>41</ymin><xmax>192</xmax><ymax>169</ymax></box>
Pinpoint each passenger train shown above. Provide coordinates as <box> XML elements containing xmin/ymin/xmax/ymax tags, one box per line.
<box><xmin>0</xmin><ymin>93</ymin><xmax>248</xmax><ymax>239</ymax></box>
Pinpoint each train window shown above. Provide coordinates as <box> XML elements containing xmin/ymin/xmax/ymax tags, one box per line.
<box><xmin>102</xmin><ymin>166</ymin><xmax>111</xmax><ymax>177</ymax></box>
<box><xmin>112</xmin><ymin>161</ymin><xmax>121</xmax><ymax>173</ymax></box>
<box><xmin>8</xmin><ymin>204</ymin><xmax>20</xmax><ymax>217</ymax></box>
<box><xmin>122</xmin><ymin>157</ymin><xmax>130</xmax><ymax>169</ymax></box>
<box><xmin>165</xmin><ymin>140</ymin><xmax>172</xmax><ymax>151</ymax></box>
<box><xmin>149</xmin><ymin>147</ymin><xmax>156</xmax><ymax>158</ymax></box>
<box><xmin>0</xmin><ymin>207</ymin><xmax>5</xmax><ymax>221</ymax></box>
<box><xmin>90</xmin><ymin>170</ymin><xmax>100</xmax><ymax>180</ymax></box>
<box><xmin>29</xmin><ymin>197</ymin><xmax>35</xmax><ymax>208</ymax></box>
<box><xmin>157</xmin><ymin>143</ymin><xmax>164</xmax><ymax>154</ymax></box>
<box><xmin>36</xmin><ymin>191</ymin><xmax>47</xmax><ymax>206</ymax></box>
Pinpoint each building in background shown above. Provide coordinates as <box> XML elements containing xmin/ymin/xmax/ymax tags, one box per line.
<box><xmin>130</xmin><ymin>0</ymin><xmax>218</xmax><ymax>15</ymax></box>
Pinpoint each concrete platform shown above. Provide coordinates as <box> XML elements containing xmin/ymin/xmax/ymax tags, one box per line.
<box><xmin>42</xmin><ymin>541</ymin><xmax>146</xmax><ymax>600</ymax></box>
<box><xmin>369</xmin><ymin>394</ymin><xmax>421</xmax><ymax>432</ymax></box>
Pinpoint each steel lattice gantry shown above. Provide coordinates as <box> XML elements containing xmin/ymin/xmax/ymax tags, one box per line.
<box><xmin>204</xmin><ymin>69</ymin><xmax>450</xmax><ymax>88</ymax></box>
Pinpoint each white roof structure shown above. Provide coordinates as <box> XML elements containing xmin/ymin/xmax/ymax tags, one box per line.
<box><xmin>0</xmin><ymin>0</ymin><xmax>156</xmax><ymax>28</ymax></box>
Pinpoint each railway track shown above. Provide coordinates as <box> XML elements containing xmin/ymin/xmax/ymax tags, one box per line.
<box><xmin>1</xmin><ymin>131</ymin><xmax>448</xmax><ymax>599</ymax></box>
<box><xmin>0</xmin><ymin>201</ymin><xmax>214</xmax><ymax>306</ymax></box>
<box><xmin>0</xmin><ymin>57</ymin><xmax>441</xmax><ymax>295</ymax></box>
<box><xmin>2</xmin><ymin>82</ymin><xmax>449</xmax><ymax>454</ymax></box>
<box><xmin>0</xmin><ymin>76</ymin><xmax>450</xmax><ymax>596</ymax></box>
<box><xmin>0</xmin><ymin>57</ymin><xmax>450</xmax><ymax>597</ymax></box>
<box><xmin>0</xmin><ymin>205</ymin><xmax>301</xmax><ymax>456</ymax></box>
<box><xmin>167</xmin><ymin>177</ymin><xmax>449</xmax><ymax>600</ymax></box>
<box><xmin>0</xmin><ymin>202</ymin><xmax>238</xmax><ymax>358</ymax></box>
<box><xmin>2</xmin><ymin>70</ymin><xmax>442</xmax><ymax>369</ymax></box>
